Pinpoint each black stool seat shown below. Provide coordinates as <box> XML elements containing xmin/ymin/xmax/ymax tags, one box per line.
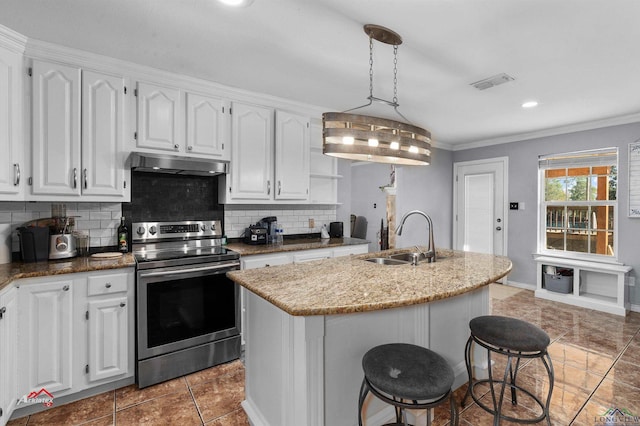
<box><xmin>463</xmin><ymin>315</ymin><xmax>554</xmax><ymax>426</ymax></box>
<box><xmin>363</xmin><ymin>343</ymin><xmax>454</xmax><ymax>401</ymax></box>
<box><xmin>358</xmin><ymin>343</ymin><xmax>458</xmax><ymax>426</ymax></box>
<box><xmin>469</xmin><ymin>316</ymin><xmax>550</xmax><ymax>352</ymax></box>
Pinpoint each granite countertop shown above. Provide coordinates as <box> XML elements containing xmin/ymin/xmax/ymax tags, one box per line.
<box><xmin>0</xmin><ymin>253</ymin><xmax>136</xmax><ymax>291</ymax></box>
<box><xmin>226</xmin><ymin>237</ymin><xmax>369</xmax><ymax>256</ymax></box>
<box><xmin>227</xmin><ymin>248</ymin><xmax>512</xmax><ymax>316</ymax></box>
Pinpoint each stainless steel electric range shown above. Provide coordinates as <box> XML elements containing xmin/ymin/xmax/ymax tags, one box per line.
<box><xmin>132</xmin><ymin>219</ymin><xmax>241</xmax><ymax>388</ymax></box>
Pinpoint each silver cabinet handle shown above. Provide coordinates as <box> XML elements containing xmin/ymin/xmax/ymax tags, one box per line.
<box><xmin>174</xmin><ymin>144</ymin><xmax>179</xmax><ymax>150</ymax></box>
<box><xmin>120</xmin><ymin>302</ymin><xmax>126</xmax><ymax>307</ymax></box>
<box><xmin>0</xmin><ymin>306</ymin><xmax>6</xmax><ymax>319</ymax></box>
<box><xmin>187</xmin><ymin>146</ymin><xmax>193</xmax><ymax>151</ymax></box>
<box><xmin>73</xmin><ymin>168</ymin><xmax>77</xmax><ymax>189</ymax></box>
<box><xmin>13</xmin><ymin>163</ymin><xmax>20</xmax><ymax>186</ymax></box>
<box><xmin>267</xmin><ymin>180</ymin><xmax>271</xmax><ymax>195</ymax></box>
<box><xmin>62</xmin><ymin>285</ymin><xmax>69</xmax><ymax>291</ymax></box>
<box><xmin>105</xmin><ymin>283</ymin><xmax>112</xmax><ymax>288</ymax></box>
<box><xmin>278</xmin><ymin>180</ymin><xmax>281</xmax><ymax>195</ymax></box>
<box><xmin>496</xmin><ymin>226</ymin><xmax>502</xmax><ymax>231</ymax></box>
<box><xmin>83</xmin><ymin>168</ymin><xmax>88</xmax><ymax>189</ymax></box>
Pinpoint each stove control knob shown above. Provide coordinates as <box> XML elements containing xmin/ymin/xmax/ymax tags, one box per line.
<box><xmin>136</xmin><ymin>226</ymin><xmax>146</xmax><ymax>236</ymax></box>
<box><xmin>200</xmin><ymin>225</ymin><xmax>206</xmax><ymax>232</ymax></box>
<box><xmin>149</xmin><ymin>226</ymin><xmax>157</xmax><ymax>235</ymax></box>
<box><xmin>210</xmin><ymin>224</ymin><xmax>216</xmax><ymax>231</ymax></box>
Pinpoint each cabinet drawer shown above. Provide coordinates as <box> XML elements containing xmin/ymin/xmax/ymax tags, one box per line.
<box><xmin>87</xmin><ymin>273</ymin><xmax>128</xmax><ymax>296</ymax></box>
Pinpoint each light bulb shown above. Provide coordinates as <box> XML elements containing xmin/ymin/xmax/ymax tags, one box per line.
<box><xmin>368</xmin><ymin>138</ymin><xmax>379</xmax><ymax>147</ymax></box>
<box><xmin>409</xmin><ymin>146</ymin><xmax>419</xmax><ymax>153</ymax></box>
<box><xmin>390</xmin><ymin>141</ymin><xmax>400</xmax><ymax>150</ymax></box>
<box><xmin>343</xmin><ymin>136</ymin><xmax>355</xmax><ymax>145</ymax></box>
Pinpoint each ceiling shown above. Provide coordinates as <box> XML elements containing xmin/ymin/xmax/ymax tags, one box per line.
<box><xmin>2</xmin><ymin>0</ymin><xmax>640</xmax><ymax>149</ymax></box>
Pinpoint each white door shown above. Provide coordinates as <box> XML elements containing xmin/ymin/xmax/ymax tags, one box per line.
<box><xmin>229</xmin><ymin>102</ymin><xmax>273</xmax><ymax>200</ymax></box>
<box><xmin>18</xmin><ymin>279</ymin><xmax>74</xmax><ymax>395</ymax></box>
<box><xmin>136</xmin><ymin>81</ymin><xmax>181</xmax><ymax>152</ymax></box>
<box><xmin>453</xmin><ymin>158</ymin><xmax>507</xmax><ymax>255</ymax></box>
<box><xmin>31</xmin><ymin>60</ymin><xmax>81</xmax><ymax>196</ymax></box>
<box><xmin>0</xmin><ymin>46</ymin><xmax>23</xmax><ymax>199</ymax></box>
<box><xmin>0</xmin><ymin>286</ymin><xmax>18</xmax><ymax>423</ymax></box>
<box><xmin>186</xmin><ymin>92</ymin><xmax>229</xmax><ymax>159</ymax></box>
<box><xmin>87</xmin><ymin>296</ymin><xmax>128</xmax><ymax>382</ymax></box>
<box><xmin>275</xmin><ymin>110</ymin><xmax>309</xmax><ymax>200</ymax></box>
<box><xmin>82</xmin><ymin>70</ymin><xmax>126</xmax><ymax>196</ymax></box>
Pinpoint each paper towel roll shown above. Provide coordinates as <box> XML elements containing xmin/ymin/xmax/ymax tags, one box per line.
<box><xmin>0</xmin><ymin>223</ymin><xmax>12</xmax><ymax>264</ymax></box>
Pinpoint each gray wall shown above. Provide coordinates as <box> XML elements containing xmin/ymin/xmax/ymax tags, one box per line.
<box><xmin>348</xmin><ymin>147</ymin><xmax>454</xmax><ymax>252</ymax></box>
<box><xmin>453</xmin><ymin>121</ymin><xmax>640</xmax><ymax>304</ymax></box>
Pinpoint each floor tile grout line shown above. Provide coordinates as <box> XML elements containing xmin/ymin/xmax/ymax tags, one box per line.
<box><xmin>568</xmin><ymin>326</ymin><xmax>640</xmax><ymax>425</ymax></box>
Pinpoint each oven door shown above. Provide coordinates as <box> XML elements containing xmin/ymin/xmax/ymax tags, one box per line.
<box><xmin>136</xmin><ymin>260</ymin><xmax>240</xmax><ymax>360</ymax></box>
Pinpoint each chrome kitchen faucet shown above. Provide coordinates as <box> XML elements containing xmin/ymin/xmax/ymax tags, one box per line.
<box><xmin>396</xmin><ymin>210</ymin><xmax>436</xmax><ymax>263</ymax></box>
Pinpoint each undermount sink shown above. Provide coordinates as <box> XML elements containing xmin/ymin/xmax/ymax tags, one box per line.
<box><xmin>365</xmin><ymin>257</ymin><xmax>411</xmax><ymax>265</ymax></box>
<box><xmin>388</xmin><ymin>252</ymin><xmax>434</xmax><ymax>264</ymax></box>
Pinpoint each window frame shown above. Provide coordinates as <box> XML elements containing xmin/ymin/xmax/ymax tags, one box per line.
<box><xmin>537</xmin><ymin>147</ymin><xmax>619</xmax><ymax>263</ymax></box>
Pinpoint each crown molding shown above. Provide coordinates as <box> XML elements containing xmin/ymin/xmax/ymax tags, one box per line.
<box><xmin>0</xmin><ymin>24</ymin><xmax>27</xmax><ymax>53</ymax></box>
<box><xmin>451</xmin><ymin>112</ymin><xmax>640</xmax><ymax>151</ymax></box>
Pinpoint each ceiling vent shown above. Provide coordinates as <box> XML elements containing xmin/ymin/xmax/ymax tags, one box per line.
<box><xmin>470</xmin><ymin>73</ymin><xmax>515</xmax><ymax>90</ymax></box>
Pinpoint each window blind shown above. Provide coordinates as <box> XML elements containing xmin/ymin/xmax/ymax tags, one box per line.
<box><xmin>538</xmin><ymin>147</ymin><xmax>618</xmax><ymax>169</ymax></box>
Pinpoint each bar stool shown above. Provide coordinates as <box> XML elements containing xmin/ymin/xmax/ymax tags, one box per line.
<box><xmin>462</xmin><ymin>315</ymin><xmax>554</xmax><ymax>425</ymax></box>
<box><xmin>358</xmin><ymin>343</ymin><xmax>458</xmax><ymax>426</ymax></box>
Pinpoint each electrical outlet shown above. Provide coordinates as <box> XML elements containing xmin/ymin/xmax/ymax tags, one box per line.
<box><xmin>309</xmin><ymin>218</ymin><xmax>315</xmax><ymax>228</ymax></box>
<box><xmin>509</xmin><ymin>202</ymin><xmax>519</xmax><ymax>210</ymax></box>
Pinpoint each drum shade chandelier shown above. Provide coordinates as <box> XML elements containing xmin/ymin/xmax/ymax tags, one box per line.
<box><xmin>323</xmin><ymin>24</ymin><xmax>431</xmax><ymax>166</ymax></box>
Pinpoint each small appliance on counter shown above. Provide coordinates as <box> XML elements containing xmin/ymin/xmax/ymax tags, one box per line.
<box><xmin>49</xmin><ymin>217</ymin><xmax>77</xmax><ymax>260</ymax></box>
<box><xmin>244</xmin><ymin>225</ymin><xmax>268</xmax><ymax>245</ymax></box>
<box><xmin>329</xmin><ymin>222</ymin><xmax>344</xmax><ymax>238</ymax></box>
<box><xmin>18</xmin><ymin>225</ymin><xmax>50</xmax><ymax>262</ymax></box>
<box><xmin>258</xmin><ymin>216</ymin><xmax>278</xmax><ymax>243</ymax></box>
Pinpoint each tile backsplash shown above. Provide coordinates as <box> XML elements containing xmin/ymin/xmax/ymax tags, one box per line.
<box><xmin>0</xmin><ymin>202</ymin><xmax>122</xmax><ymax>252</ymax></box>
<box><xmin>224</xmin><ymin>205</ymin><xmax>337</xmax><ymax>238</ymax></box>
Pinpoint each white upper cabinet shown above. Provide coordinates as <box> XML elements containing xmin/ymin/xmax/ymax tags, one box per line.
<box><xmin>227</xmin><ymin>102</ymin><xmax>274</xmax><ymax>201</ymax></box>
<box><xmin>136</xmin><ymin>81</ymin><xmax>181</xmax><ymax>152</ymax></box>
<box><xmin>30</xmin><ymin>59</ymin><xmax>129</xmax><ymax>200</ymax></box>
<box><xmin>136</xmin><ymin>81</ymin><xmax>230</xmax><ymax>161</ymax></box>
<box><xmin>222</xmin><ymin>103</ymin><xmax>310</xmax><ymax>203</ymax></box>
<box><xmin>82</xmin><ymin>70</ymin><xmax>127</xmax><ymax>196</ymax></box>
<box><xmin>274</xmin><ymin>110</ymin><xmax>309</xmax><ymax>200</ymax></box>
<box><xmin>31</xmin><ymin>61</ymin><xmax>81</xmax><ymax>196</ymax></box>
<box><xmin>186</xmin><ymin>92</ymin><xmax>228</xmax><ymax>159</ymax></box>
<box><xmin>0</xmin><ymin>44</ymin><xmax>24</xmax><ymax>200</ymax></box>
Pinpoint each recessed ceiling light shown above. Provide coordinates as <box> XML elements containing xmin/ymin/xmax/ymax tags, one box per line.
<box><xmin>217</xmin><ymin>0</ymin><xmax>254</xmax><ymax>7</ymax></box>
<box><xmin>522</xmin><ymin>101</ymin><xmax>539</xmax><ymax>109</ymax></box>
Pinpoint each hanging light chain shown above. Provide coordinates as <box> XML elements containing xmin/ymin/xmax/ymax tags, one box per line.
<box><xmin>393</xmin><ymin>44</ymin><xmax>398</xmax><ymax>105</ymax></box>
<box><xmin>369</xmin><ymin>34</ymin><xmax>374</xmax><ymax>99</ymax></box>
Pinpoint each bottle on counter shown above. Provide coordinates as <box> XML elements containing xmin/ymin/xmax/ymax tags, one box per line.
<box><xmin>117</xmin><ymin>217</ymin><xmax>129</xmax><ymax>253</ymax></box>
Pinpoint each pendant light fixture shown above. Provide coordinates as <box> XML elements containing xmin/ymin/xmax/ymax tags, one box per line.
<box><xmin>323</xmin><ymin>24</ymin><xmax>431</xmax><ymax>166</ymax></box>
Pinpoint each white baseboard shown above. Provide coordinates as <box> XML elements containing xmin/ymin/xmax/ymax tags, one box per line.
<box><xmin>503</xmin><ymin>280</ymin><xmax>535</xmax><ymax>291</ymax></box>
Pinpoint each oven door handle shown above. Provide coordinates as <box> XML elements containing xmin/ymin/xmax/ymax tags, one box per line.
<box><xmin>139</xmin><ymin>262</ymin><xmax>240</xmax><ymax>277</ymax></box>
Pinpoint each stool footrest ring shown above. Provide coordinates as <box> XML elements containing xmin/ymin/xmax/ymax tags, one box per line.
<box><xmin>468</xmin><ymin>379</ymin><xmax>549</xmax><ymax>424</ymax></box>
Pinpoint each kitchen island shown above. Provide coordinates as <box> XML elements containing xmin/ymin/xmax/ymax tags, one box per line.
<box><xmin>228</xmin><ymin>249</ymin><xmax>512</xmax><ymax>426</ymax></box>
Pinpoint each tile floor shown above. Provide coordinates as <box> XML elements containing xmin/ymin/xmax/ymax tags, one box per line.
<box><xmin>7</xmin><ymin>284</ymin><xmax>640</xmax><ymax>425</ymax></box>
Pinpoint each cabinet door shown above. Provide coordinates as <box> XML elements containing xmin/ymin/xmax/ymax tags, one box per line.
<box><xmin>0</xmin><ymin>286</ymin><xmax>18</xmax><ymax>424</ymax></box>
<box><xmin>229</xmin><ymin>102</ymin><xmax>273</xmax><ymax>200</ymax></box>
<box><xmin>18</xmin><ymin>278</ymin><xmax>74</xmax><ymax>395</ymax></box>
<box><xmin>82</xmin><ymin>70</ymin><xmax>127</xmax><ymax>197</ymax></box>
<box><xmin>0</xmin><ymin>47</ymin><xmax>23</xmax><ymax>199</ymax></box>
<box><xmin>186</xmin><ymin>92</ymin><xmax>229</xmax><ymax>159</ymax></box>
<box><xmin>136</xmin><ymin>81</ymin><xmax>181</xmax><ymax>152</ymax></box>
<box><xmin>275</xmin><ymin>110</ymin><xmax>309</xmax><ymax>200</ymax></box>
<box><xmin>87</xmin><ymin>296</ymin><xmax>128</xmax><ymax>382</ymax></box>
<box><xmin>31</xmin><ymin>60</ymin><xmax>81</xmax><ymax>196</ymax></box>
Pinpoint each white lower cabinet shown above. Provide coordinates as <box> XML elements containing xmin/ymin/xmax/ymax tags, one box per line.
<box><xmin>239</xmin><ymin>244</ymin><xmax>369</xmax><ymax>345</ymax></box>
<box><xmin>11</xmin><ymin>268</ymin><xmax>133</xmax><ymax>419</ymax></box>
<box><xmin>17</xmin><ymin>277</ymin><xmax>74</xmax><ymax>396</ymax></box>
<box><xmin>0</xmin><ymin>286</ymin><xmax>18</xmax><ymax>426</ymax></box>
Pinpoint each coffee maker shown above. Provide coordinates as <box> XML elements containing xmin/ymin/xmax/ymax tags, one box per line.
<box><xmin>258</xmin><ymin>216</ymin><xmax>278</xmax><ymax>243</ymax></box>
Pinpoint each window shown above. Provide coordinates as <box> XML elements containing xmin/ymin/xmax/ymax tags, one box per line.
<box><xmin>538</xmin><ymin>148</ymin><xmax>618</xmax><ymax>259</ymax></box>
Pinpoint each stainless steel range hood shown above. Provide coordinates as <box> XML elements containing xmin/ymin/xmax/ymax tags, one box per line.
<box><xmin>129</xmin><ymin>152</ymin><xmax>228</xmax><ymax>176</ymax></box>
